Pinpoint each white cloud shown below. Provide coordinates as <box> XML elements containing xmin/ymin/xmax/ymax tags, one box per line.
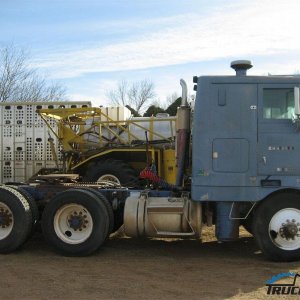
<box><xmin>31</xmin><ymin>0</ymin><xmax>300</xmax><ymax>78</ymax></box>
<box><xmin>67</xmin><ymin>93</ymin><xmax>109</xmax><ymax>107</ymax></box>
<box><xmin>67</xmin><ymin>79</ymin><xmax>118</xmax><ymax>106</ymax></box>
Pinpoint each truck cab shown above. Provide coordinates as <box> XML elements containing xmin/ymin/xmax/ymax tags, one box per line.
<box><xmin>192</xmin><ymin>61</ymin><xmax>300</xmax><ymax>261</ymax></box>
<box><xmin>192</xmin><ymin>61</ymin><xmax>300</xmax><ymax>201</ymax></box>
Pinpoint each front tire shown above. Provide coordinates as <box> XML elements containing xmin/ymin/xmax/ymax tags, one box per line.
<box><xmin>253</xmin><ymin>192</ymin><xmax>300</xmax><ymax>261</ymax></box>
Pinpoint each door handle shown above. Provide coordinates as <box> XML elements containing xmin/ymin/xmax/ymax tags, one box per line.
<box><xmin>262</xmin><ymin>156</ymin><xmax>267</xmax><ymax>165</ymax></box>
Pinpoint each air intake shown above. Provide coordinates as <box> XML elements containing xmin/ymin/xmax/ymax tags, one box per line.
<box><xmin>230</xmin><ymin>60</ymin><xmax>253</xmax><ymax>76</ymax></box>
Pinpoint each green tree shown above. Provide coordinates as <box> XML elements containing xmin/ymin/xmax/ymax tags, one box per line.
<box><xmin>143</xmin><ymin>105</ymin><xmax>165</xmax><ymax>117</ymax></box>
<box><xmin>165</xmin><ymin>97</ymin><xmax>182</xmax><ymax>116</ymax></box>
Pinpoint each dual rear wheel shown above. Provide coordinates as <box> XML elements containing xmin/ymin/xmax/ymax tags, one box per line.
<box><xmin>41</xmin><ymin>188</ymin><xmax>114</xmax><ymax>256</ymax></box>
<box><xmin>0</xmin><ymin>185</ymin><xmax>35</xmax><ymax>253</ymax></box>
<box><xmin>0</xmin><ymin>186</ymin><xmax>114</xmax><ymax>256</ymax></box>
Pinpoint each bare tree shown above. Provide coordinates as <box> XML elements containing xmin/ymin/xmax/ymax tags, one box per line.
<box><xmin>128</xmin><ymin>79</ymin><xmax>155</xmax><ymax>113</ymax></box>
<box><xmin>0</xmin><ymin>44</ymin><xmax>66</xmax><ymax>102</ymax></box>
<box><xmin>106</xmin><ymin>79</ymin><xmax>156</xmax><ymax>114</ymax></box>
<box><xmin>107</xmin><ymin>80</ymin><xmax>128</xmax><ymax>106</ymax></box>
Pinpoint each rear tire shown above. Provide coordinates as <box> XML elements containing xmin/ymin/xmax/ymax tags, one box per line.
<box><xmin>0</xmin><ymin>186</ymin><xmax>32</xmax><ymax>253</ymax></box>
<box><xmin>253</xmin><ymin>192</ymin><xmax>300</xmax><ymax>261</ymax></box>
<box><xmin>42</xmin><ymin>189</ymin><xmax>109</xmax><ymax>256</ymax></box>
<box><xmin>9</xmin><ymin>186</ymin><xmax>39</xmax><ymax>235</ymax></box>
<box><xmin>80</xmin><ymin>188</ymin><xmax>114</xmax><ymax>238</ymax></box>
<box><xmin>82</xmin><ymin>159</ymin><xmax>138</xmax><ymax>187</ymax></box>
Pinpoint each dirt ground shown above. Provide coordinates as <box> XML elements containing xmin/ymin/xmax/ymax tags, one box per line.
<box><xmin>0</xmin><ymin>227</ymin><xmax>299</xmax><ymax>300</ymax></box>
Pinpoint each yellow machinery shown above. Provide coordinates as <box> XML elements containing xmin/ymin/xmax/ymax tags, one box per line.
<box><xmin>38</xmin><ymin>107</ymin><xmax>177</xmax><ymax>185</ymax></box>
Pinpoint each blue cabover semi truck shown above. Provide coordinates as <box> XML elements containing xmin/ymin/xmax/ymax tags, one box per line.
<box><xmin>1</xmin><ymin>60</ymin><xmax>300</xmax><ymax>261</ymax></box>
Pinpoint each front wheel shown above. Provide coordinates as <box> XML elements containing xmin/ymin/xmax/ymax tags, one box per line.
<box><xmin>253</xmin><ymin>193</ymin><xmax>300</xmax><ymax>261</ymax></box>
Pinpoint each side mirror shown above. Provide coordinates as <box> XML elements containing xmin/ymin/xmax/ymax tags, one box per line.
<box><xmin>294</xmin><ymin>87</ymin><xmax>300</xmax><ymax>117</ymax></box>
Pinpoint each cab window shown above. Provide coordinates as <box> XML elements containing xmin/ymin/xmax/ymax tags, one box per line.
<box><xmin>263</xmin><ymin>88</ymin><xmax>294</xmax><ymax>119</ymax></box>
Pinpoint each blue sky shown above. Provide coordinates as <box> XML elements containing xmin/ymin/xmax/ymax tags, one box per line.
<box><xmin>1</xmin><ymin>0</ymin><xmax>300</xmax><ymax>106</ymax></box>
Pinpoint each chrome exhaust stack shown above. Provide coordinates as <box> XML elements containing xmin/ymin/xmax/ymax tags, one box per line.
<box><xmin>175</xmin><ymin>79</ymin><xmax>191</xmax><ymax>187</ymax></box>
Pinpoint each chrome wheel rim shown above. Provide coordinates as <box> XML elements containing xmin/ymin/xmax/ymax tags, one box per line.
<box><xmin>269</xmin><ymin>208</ymin><xmax>300</xmax><ymax>250</ymax></box>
